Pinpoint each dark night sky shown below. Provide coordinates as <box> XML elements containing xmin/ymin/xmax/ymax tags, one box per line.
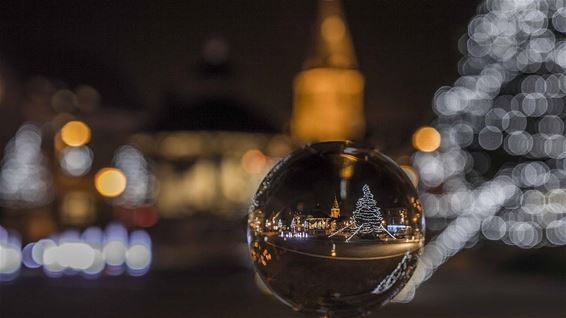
<box><xmin>0</xmin><ymin>0</ymin><xmax>480</xmax><ymax>150</ymax></box>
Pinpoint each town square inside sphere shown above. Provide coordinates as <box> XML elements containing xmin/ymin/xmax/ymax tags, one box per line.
<box><xmin>247</xmin><ymin>142</ymin><xmax>424</xmax><ymax>317</ymax></box>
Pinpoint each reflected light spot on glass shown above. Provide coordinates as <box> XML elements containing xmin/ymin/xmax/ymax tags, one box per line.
<box><xmin>400</xmin><ymin>165</ymin><xmax>419</xmax><ymax>187</ymax></box>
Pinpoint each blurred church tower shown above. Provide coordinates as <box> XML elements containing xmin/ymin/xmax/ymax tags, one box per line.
<box><xmin>290</xmin><ymin>0</ymin><xmax>365</xmax><ymax>142</ymax></box>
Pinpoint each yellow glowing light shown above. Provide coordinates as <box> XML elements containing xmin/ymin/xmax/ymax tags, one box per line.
<box><xmin>321</xmin><ymin>16</ymin><xmax>345</xmax><ymax>43</ymax></box>
<box><xmin>241</xmin><ymin>149</ymin><xmax>267</xmax><ymax>174</ymax></box>
<box><xmin>61</xmin><ymin>192</ymin><xmax>95</xmax><ymax>225</ymax></box>
<box><xmin>291</xmin><ymin>0</ymin><xmax>364</xmax><ymax>142</ymax></box>
<box><xmin>95</xmin><ymin>168</ymin><xmax>127</xmax><ymax>197</ymax></box>
<box><xmin>61</xmin><ymin>120</ymin><xmax>91</xmax><ymax>147</ymax></box>
<box><xmin>291</xmin><ymin>68</ymin><xmax>365</xmax><ymax>141</ymax></box>
<box><xmin>412</xmin><ymin>126</ymin><xmax>441</xmax><ymax>152</ymax></box>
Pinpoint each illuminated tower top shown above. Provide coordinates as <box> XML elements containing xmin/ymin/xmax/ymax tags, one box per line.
<box><xmin>303</xmin><ymin>0</ymin><xmax>357</xmax><ymax>70</ymax></box>
<box><xmin>291</xmin><ymin>0</ymin><xmax>365</xmax><ymax>142</ymax></box>
<box><xmin>330</xmin><ymin>194</ymin><xmax>341</xmax><ymax>219</ymax></box>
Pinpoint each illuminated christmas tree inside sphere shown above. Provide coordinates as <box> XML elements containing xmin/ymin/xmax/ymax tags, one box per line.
<box><xmin>248</xmin><ymin>142</ymin><xmax>424</xmax><ymax>317</ymax></box>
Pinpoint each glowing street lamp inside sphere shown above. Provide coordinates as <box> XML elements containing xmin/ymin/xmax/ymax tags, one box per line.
<box><xmin>247</xmin><ymin>142</ymin><xmax>424</xmax><ymax>317</ymax></box>
<box><xmin>95</xmin><ymin>168</ymin><xmax>127</xmax><ymax>197</ymax></box>
<box><xmin>60</xmin><ymin>120</ymin><xmax>91</xmax><ymax>147</ymax></box>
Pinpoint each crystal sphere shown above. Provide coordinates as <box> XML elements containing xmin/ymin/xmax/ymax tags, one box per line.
<box><xmin>247</xmin><ymin>141</ymin><xmax>424</xmax><ymax>317</ymax></box>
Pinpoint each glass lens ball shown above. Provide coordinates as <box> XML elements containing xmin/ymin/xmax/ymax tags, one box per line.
<box><xmin>247</xmin><ymin>141</ymin><xmax>424</xmax><ymax>317</ymax></box>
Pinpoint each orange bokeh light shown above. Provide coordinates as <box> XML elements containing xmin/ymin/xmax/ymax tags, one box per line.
<box><xmin>412</xmin><ymin>126</ymin><xmax>441</xmax><ymax>152</ymax></box>
<box><xmin>95</xmin><ymin>167</ymin><xmax>127</xmax><ymax>197</ymax></box>
<box><xmin>61</xmin><ymin>120</ymin><xmax>91</xmax><ymax>147</ymax></box>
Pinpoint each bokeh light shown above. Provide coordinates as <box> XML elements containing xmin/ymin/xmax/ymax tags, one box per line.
<box><xmin>400</xmin><ymin>0</ymin><xmax>566</xmax><ymax>303</ymax></box>
<box><xmin>20</xmin><ymin>224</ymin><xmax>152</xmax><ymax>277</ymax></box>
<box><xmin>0</xmin><ymin>124</ymin><xmax>52</xmax><ymax>207</ymax></box>
<box><xmin>412</xmin><ymin>126</ymin><xmax>441</xmax><ymax>152</ymax></box>
<box><xmin>241</xmin><ymin>149</ymin><xmax>267</xmax><ymax>174</ymax></box>
<box><xmin>113</xmin><ymin>145</ymin><xmax>154</xmax><ymax>207</ymax></box>
<box><xmin>0</xmin><ymin>226</ymin><xmax>22</xmax><ymax>279</ymax></box>
<box><xmin>59</xmin><ymin>146</ymin><xmax>93</xmax><ymax>176</ymax></box>
<box><xmin>95</xmin><ymin>168</ymin><xmax>127</xmax><ymax>197</ymax></box>
<box><xmin>60</xmin><ymin>120</ymin><xmax>91</xmax><ymax>147</ymax></box>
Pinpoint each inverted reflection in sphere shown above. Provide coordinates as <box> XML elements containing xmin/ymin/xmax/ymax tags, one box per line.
<box><xmin>247</xmin><ymin>142</ymin><xmax>424</xmax><ymax>317</ymax></box>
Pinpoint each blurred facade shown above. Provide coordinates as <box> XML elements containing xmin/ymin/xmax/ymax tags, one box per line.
<box><xmin>0</xmin><ymin>79</ymin><xmax>147</xmax><ymax>237</ymax></box>
<box><xmin>0</xmin><ymin>73</ymin><xmax>154</xmax><ymax>278</ymax></box>
<box><xmin>2</xmin><ymin>0</ymin><xmax>369</xmax><ymax>275</ymax></box>
<box><xmin>132</xmin><ymin>37</ymin><xmax>292</xmax><ymax>221</ymax></box>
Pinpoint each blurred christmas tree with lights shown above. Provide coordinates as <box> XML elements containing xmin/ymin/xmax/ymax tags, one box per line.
<box><xmin>413</xmin><ymin>0</ymin><xmax>566</xmax><ymax>249</ymax></box>
<box><xmin>395</xmin><ymin>0</ymin><xmax>566</xmax><ymax>303</ymax></box>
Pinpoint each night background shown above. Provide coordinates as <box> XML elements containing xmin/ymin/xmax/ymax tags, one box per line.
<box><xmin>0</xmin><ymin>1</ymin><xmax>565</xmax><ymax>317</ymax></box>
<box><xmin>0</xmin><ymin>0</ymin><xmax>479</xmax><ymax>145</ymax></box>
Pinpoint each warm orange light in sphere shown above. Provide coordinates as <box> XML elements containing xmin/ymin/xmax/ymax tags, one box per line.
<box><xmin>95</xmin><ymin>168</ymin><xmax>127</xmax><ymax>197</ymax></box>
<box><xmin>61</xmin><ymin>120</ymin><xmax>91</xmax><ymax>147</ymax></box>
<box><xmin>412</xmin><ymin>126</ymin><xmax>441</xmax><ymax>152</ymax></box>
